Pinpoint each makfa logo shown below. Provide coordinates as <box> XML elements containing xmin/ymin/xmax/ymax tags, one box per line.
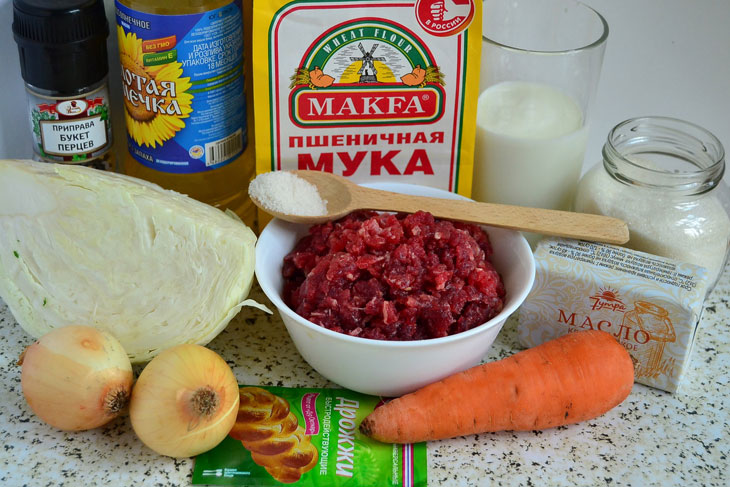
<box><xmin>589</xmin><ymin>287</ymin><xmax>626</xmax><ymax>312</ymax></box>
<box><xmin>289</xmin><ymin>19</ymin><xmax>446</xmax><ymax>127</ymax></box>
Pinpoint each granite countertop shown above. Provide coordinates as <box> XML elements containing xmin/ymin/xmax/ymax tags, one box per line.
<box><xmin>0</xmin><ymin>268</ymin><xmax>727</xmax><ymax>486</ymax></box>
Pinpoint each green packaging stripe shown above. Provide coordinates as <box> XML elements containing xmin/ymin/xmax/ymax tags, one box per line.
<box><xmin>193</xmin><ymin>385</ymin><xmax>427</xmax><ymax>486</ymax></box>
<box><xmin>143</xmin><ymin>49</ymin><xmax>177</xmax><ymax>66</ymax></box>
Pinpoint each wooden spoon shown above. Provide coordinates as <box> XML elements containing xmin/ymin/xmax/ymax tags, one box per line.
<box><xmin>252</xmin><ymin>170</ymin><xmax>629</xmax><ymax>244</ymax></box>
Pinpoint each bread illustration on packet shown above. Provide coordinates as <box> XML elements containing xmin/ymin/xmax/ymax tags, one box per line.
<box><xmin>229</xmin><ymin>387</ymin><xmax>318</xmax><ymax>483</ymax></box>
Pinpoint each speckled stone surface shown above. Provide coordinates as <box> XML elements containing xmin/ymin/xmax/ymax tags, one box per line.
<box><xmin>1</xmin><ymin>269</ymin><xmax>728</xmax><ymax>486</ymax></box>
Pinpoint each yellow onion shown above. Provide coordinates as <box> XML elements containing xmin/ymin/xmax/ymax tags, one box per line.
<box><xmin>129</xmin><ymin>344</ymin><xmax>240</xmax><ymax>458</ymax></box>
<box><xmin>19</xmin><ymin>325</ymin><xmax>133</xmax><ymax>431</ymax></box>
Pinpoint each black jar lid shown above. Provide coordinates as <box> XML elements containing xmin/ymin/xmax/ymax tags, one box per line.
<box><xmin>13</xmin><ymin>0</ymin><xmax>109</xmax><ymax>94</ymax></box>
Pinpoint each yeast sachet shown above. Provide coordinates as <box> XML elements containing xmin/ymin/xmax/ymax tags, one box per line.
<box><xmin>193</xmin><ymin>385</ymin><xmax>427</xmax><ymax>486</ymax></box>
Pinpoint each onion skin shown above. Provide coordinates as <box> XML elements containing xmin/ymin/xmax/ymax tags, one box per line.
<box><xmin>20</xmin><ymin>325</ymin><xmax>133</xmax><ymax>431</ymax></box>
<box><xmin>129</xmin><ymin>344</ymin><xmax>240</xmax><ymax>458</ymax></box>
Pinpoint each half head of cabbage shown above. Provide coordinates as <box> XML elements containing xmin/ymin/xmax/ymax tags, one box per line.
<box><xmin>0</xmin><ymin>159</ymin><xmax>261</xmax><ymax>363</ymax></box>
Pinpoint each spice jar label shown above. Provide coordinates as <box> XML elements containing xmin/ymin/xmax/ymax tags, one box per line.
<box><xmin>252</xmin><ymin>0</ymin><xmax>481</xmax><ymax>197</ymax></box>
<box><xmin>518</xmin><ymin>238</ymin><xmax>709</xmax><ymax>393</ymax></box>
<box><xmin>26</xmin><ymin>85</ymin><xmax>113</xmax><ymax>168</ymax></box>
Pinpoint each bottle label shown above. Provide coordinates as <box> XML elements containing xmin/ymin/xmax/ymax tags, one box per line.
<box><xmin>115</xmin><ymin>0</ymin><xmax>247</xmax><ymax>174</ymax></box>
<box><xmin>26</xmin><ymin>84</ymin><xmax>113</xmax><ymax>167</ymax></box>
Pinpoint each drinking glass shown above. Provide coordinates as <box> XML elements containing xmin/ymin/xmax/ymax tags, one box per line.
<box><xmin>473</xmin><ymin>0</ymin><xmax>608</xmax><ymax>238</ymax></box>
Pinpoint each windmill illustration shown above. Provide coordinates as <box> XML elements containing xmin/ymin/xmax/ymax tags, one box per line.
<box><xmin>351</xmin><ymin>42</ymin><xmax>386</xmax><ymax>83</ymax></box>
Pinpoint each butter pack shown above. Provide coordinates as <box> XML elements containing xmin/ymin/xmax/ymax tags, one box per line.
<box><xmin>518</xmin><ymin>238</ymin><xmax>709</xmax><ymax>393</ymax></box>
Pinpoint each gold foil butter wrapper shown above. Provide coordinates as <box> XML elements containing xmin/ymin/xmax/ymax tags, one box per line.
<box><xmin>518</xmin><ymin>238</ymin><xmax>709</xmax><ymax>393</ymax></box>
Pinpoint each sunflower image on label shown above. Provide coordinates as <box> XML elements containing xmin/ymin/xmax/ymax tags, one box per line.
<box><xmin>253</xmin><ymin>0</ymin><xmax>481</xmax><ymax>196</ymax></box>
<box><xmin>116</xmin><ymin>1</ymin><xmax>247</xmax><ymax>173</ymax></box>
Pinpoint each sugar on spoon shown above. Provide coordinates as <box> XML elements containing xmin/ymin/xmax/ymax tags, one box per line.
<box><xmin>249</xmin><ymin>170</ymin><xmax>629</xmax><ymax>244</ymax></box>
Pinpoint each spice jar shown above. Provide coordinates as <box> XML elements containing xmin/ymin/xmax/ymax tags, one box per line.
<box><xmin>574</xmin><ymin>116</ymin><xmax>730</xmax><ymax>293</ymax></box>
<box><xmin>12</xmin><ymin>0</ymin><xmax>113</xmax><ymax>170</ymax></box>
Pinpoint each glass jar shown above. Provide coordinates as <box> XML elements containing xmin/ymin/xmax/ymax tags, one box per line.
<box><xmin>13</xmin><ymin>0</ymin><xmax>114</xmax><ymax>170</ymax></box>
<box><xmin>574</xmin><ymin>116</ymin><xmax>730</xmax><ymax>294</ymax></box>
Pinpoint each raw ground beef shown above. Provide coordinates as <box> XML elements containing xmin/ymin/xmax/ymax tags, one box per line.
<box><xmin>282</xmin><ymin>210</ymin><xmax>506</xmax><ymax>340</ymax></box>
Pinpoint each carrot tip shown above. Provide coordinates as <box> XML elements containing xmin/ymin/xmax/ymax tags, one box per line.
<box><xmin>359</xmin><ymin>419</ymin><xmax>373</xmax><ymax>437</ymax></box>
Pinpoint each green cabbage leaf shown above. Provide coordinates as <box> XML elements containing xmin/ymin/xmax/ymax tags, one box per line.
<box><xmin>0</xmin><ymin>159</ymin><xmax>258</xmax><ymax>362</ymax></box>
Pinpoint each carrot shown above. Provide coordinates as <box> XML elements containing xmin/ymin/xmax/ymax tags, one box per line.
<box><xmin>359</xmin><ymin>330</ymin><xmax>634</xmax><ymax>443</ymax></box>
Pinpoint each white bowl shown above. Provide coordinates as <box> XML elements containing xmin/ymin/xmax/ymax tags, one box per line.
<box><xmin>255</xmin><ymin>182</ymin><xmax>535</xmax><ymax>397</ymax></box>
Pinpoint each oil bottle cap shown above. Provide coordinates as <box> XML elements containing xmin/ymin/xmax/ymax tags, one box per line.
<box><xmin>12</xmin><ymin>0</ymin><xmax>109</xmax><ymax>93</ymax></box>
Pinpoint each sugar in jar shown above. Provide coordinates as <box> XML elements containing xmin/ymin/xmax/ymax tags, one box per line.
<box><xmin>574</xmin><ymin>116</ymin><xmax>729</xmax><ymax>293</ymax></box>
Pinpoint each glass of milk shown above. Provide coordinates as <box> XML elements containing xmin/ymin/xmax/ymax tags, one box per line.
<box><xmin>474</xmin><ymin>0</ymin><xmax>608</xmax><ymax>245</ymax></box>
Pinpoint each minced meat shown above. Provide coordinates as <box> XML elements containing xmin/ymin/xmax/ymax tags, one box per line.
<box><xmin>282</xmin><ymin>210</ymin><xmax>505</xmax><ymax>340</ymax></box>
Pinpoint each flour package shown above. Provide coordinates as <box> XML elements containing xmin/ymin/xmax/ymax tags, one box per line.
<box><xmin>518</xmin><ymin>238</ymin><xmax>710</xmax><ymax>393</ymax></box>
<box><xmin>251</xmin><ymin>0</ymin><xmax>482</xmax><ymax>201</ymax></box>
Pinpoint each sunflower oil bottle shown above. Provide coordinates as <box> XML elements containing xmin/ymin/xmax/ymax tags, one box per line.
<box><xmin>114</xmin><ymin>0</ymin><xmax>256</xmax><ymax>228</ymax></box>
